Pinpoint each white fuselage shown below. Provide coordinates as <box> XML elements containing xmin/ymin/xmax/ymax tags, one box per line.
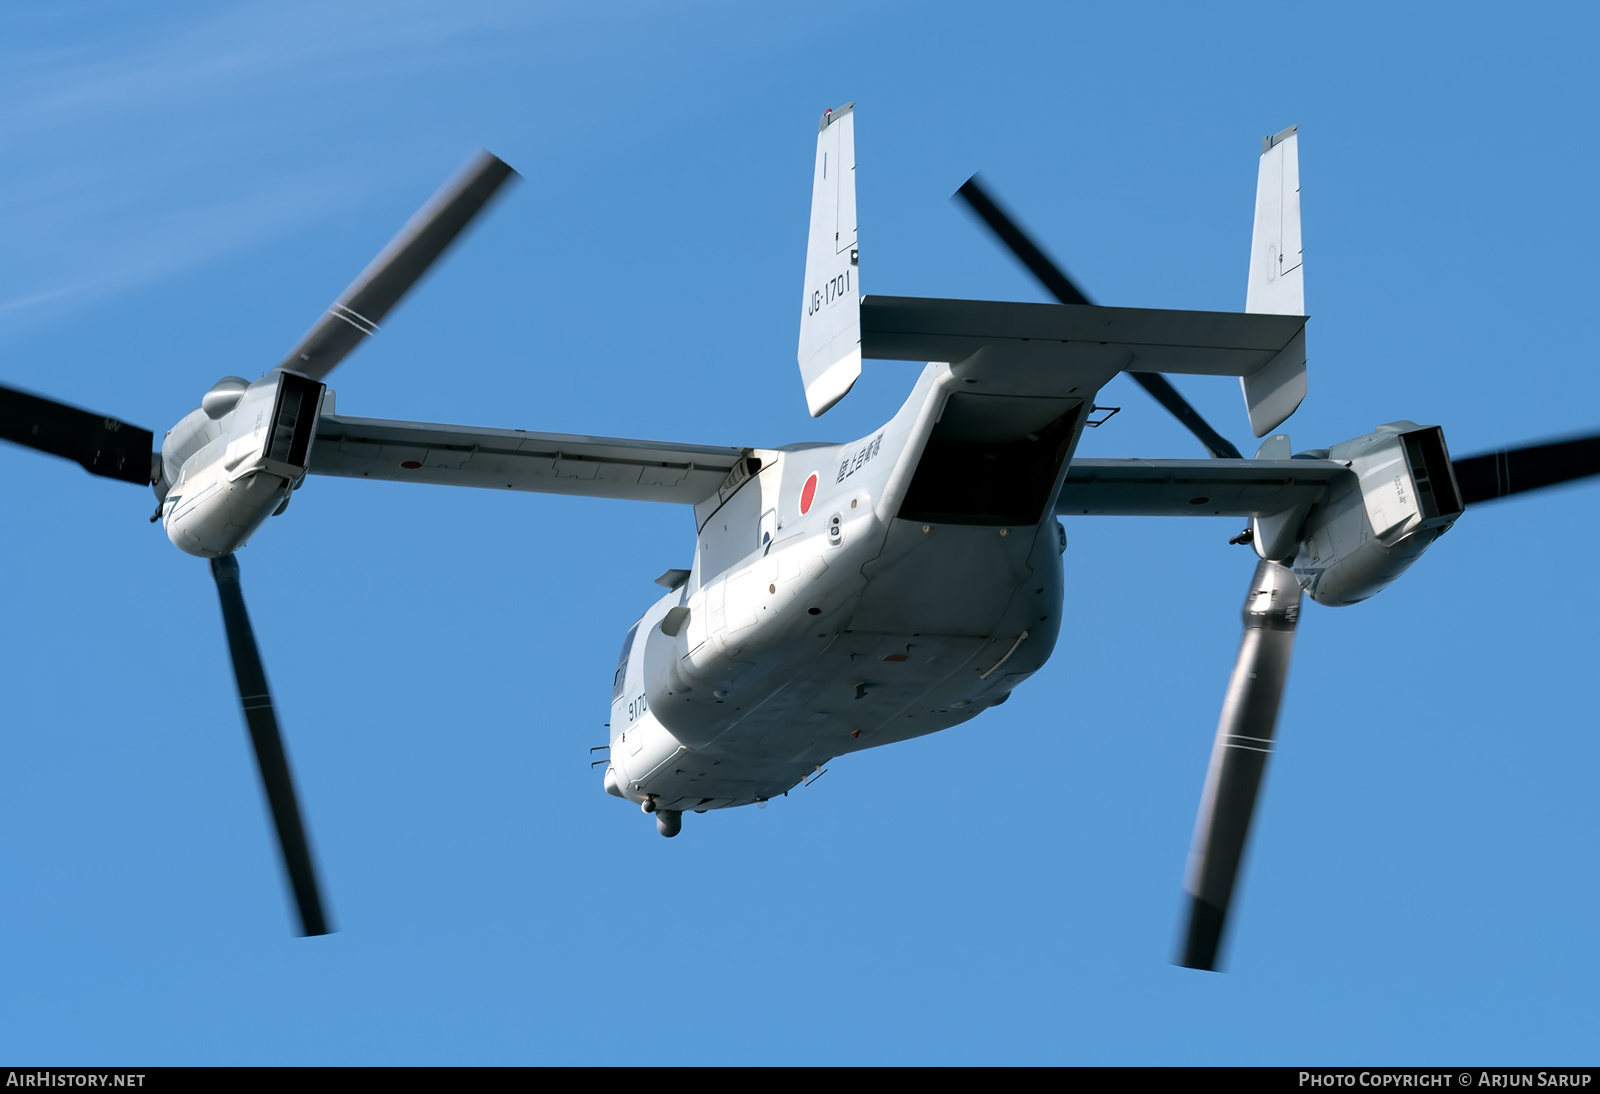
<box><xmin>606</xmin><ymin>364</ymin><xmax>1077</xmax><ymax>813</ymax></box>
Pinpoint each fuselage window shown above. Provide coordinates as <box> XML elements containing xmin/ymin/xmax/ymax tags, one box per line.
<box><xmin>612</xmin><ymin>622</ymin><xmax>640</xmax><ymax>702</ymax></box>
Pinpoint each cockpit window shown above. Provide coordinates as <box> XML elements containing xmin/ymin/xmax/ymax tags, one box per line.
<box><xmin>612</xmin><ymin>622</ymin><xmax>640</xmax><ymax>702</ymax></box>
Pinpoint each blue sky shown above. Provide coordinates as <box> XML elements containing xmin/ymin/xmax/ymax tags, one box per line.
<box><xmin>1</xmin><ymin>0</ymin><xmax>1596</xmax><ymax>1065</ymax></box>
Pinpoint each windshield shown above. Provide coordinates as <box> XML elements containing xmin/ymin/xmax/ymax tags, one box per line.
<box><xmin>612</xmin><ymin>622</ymin><xmax>640</xmax><ymax>702</ymax></box>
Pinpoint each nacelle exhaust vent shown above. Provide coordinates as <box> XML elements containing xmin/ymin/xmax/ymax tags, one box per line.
<box><xmin>265</xmin><ymin>371</ymin><xmax>323</xmax><ymax>474</ymax></box>
<box><xmin>1400</xmin><ymin>426</ymin><xmax>1463</xmax><ymax>524</ymax></box>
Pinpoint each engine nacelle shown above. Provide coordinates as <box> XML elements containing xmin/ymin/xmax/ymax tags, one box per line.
<box><xmin>159</xmin><ymin>371</ymin><xmax>325</xmax><ymax>558</ymax></box>
<box><xmin>1291</xmin><ymin>421</ymin><xmax>1463</xmax><ymax>607</ymax></box>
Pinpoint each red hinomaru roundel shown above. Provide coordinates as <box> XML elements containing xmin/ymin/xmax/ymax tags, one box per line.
<box><xmin>799</xmin><ymin>472</ymin><xmax>819</xmax><ymax>515</ymax></box>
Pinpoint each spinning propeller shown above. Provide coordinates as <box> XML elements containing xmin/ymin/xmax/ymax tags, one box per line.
<box><xmin>956</xmin><ymin>173</ymin><xmax>1600</xmax><ymax>970</ymax></box>
<box><xmin>0</xmin><ymin>150</ymin><xmax>516</xmax><ymax>935</ymax></box>
<box><xmin>955</xmin><ymin>177</ymin><xmax>1244</xmax><ymax>461</ymax></box>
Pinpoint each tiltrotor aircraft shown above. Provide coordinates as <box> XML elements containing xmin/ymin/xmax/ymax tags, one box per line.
<box><xmin>4</xmin><ymin>107</ymin><xmax>1596</xmax><ymax>971</ymax></box>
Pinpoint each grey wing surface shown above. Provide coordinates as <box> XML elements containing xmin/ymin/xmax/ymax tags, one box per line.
<box><xmin>309</xmin><ymin>414</ymin><xmax>749</xmax><ymax>505</ymax></box>
<box><xmin>1056</xmin><ymin>458</ymin><xmax>1349</xmax><ymax>517</ymax></box>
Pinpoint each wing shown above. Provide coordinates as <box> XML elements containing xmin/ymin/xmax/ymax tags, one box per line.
<box><xmin>1055</xmin><ymin>457</ymin><xmax>1348</xmax><ymax>517</ymax></box>
<box><xmin>308</xmin><ymin>414</ymin><xmax>751</xmax><ymax>505</ymax></box>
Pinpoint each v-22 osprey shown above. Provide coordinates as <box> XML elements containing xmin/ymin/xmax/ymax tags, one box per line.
<box><xmin>5</xmin><ymin>105</ymin><xmax>1595</xmax><ymax>970</ymax></box>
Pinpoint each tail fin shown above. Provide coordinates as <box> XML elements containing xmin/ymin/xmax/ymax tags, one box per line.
<box><xmin>797</xmin><ymin>103</ymin><xmax>860</xmax><ymax>417</ymax></box>
<box><xmin>1240</xmin><ymin>126</ymin><xmax>1307</xmax><ymax>437</ymax></box>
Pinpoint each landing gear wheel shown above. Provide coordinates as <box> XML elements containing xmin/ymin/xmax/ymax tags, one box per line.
<box><xmin>656</xmin><ymin>810</ymin><xmax>682</xmax><ymax>838</ymax></box>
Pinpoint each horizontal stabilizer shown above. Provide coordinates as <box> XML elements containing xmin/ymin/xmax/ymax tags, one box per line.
<box><xmin>309</xmin><ymin>414</ymin><xmax>750</xmax><ymax>505</ymax></box>
<box><xmin>861</xmin><ymin>295</ymin><xmax>1306</xmax><ymax>382</ymax></box>
<box><xmin>797</xmin><ymin>104</ymin><xmax>860</xmax><ymax>417</ymax></box>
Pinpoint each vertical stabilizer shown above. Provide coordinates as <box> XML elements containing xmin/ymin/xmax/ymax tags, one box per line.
<box><xmin>797</xmin><ymin>104</ymin><xmax>860</xmax><ymax>417</ymax></box>
<box><xmin>1240</xmin><ymin>126</ymin><xmax>1307</xmax><ymax>437</ymax></box>
<box><xmin>1246</xmin><ymin>127</ymin><xmax>1303</xmax><ymax>315</ymax></box>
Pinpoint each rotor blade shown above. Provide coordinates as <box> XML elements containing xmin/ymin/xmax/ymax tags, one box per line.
<box><xmin>1123</xmin><ymin>373</ymin><xmax>1244</xmax><ymax>461</ymax></box>
<box><xmin>955</xmin><ymin>175</ymin><xmax>1092</xmax><ymax>306</ymax></box>
<box><xmin>209</xmin><ymin>554</ymin><xmax>331</xmax><ymax>937</ymax></box>
<box><xmin>278</xmin><ymin>150</ymin><xmax>519</xmax><ymax>381</ymax></box>
<box><xmin>1179</xmin><ymin>559</ymin><xmax>1300</xmax><ymax>971</ymax></box>
<box><xmin>0</xmin><ymin>384</ymin><xmax>154</xmax><ymax>485</ymax></box>
<box><xmin>1451</xmin><ymin>431</ymin><xmax>1600</xmax><ymax>506</ymax></box>
<box><xmin>954</xmin><ymin>176</ymin><xmax>1243</xmax><ymax>460</ymax></box>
